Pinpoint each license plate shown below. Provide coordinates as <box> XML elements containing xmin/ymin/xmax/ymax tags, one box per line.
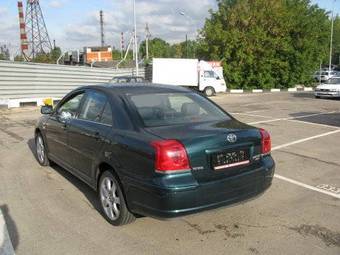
<box><xmin>212</xmin><ymin>149</ymin><xmax>250</xmax><ymax>170</ymax></box>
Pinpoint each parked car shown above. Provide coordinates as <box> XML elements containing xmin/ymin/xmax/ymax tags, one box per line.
<box><xmin>313</xmin><ymin>70</ymin><xmax>339</xmax><ymax>83</ymax></box>
<box><xmin>35</xmin><ymin>84</ymin><xmax>275</xmax><ymax>226</ymax></box>
<box><xmin>110</xmin><ymin>76</ymin><xmax>145</xmax><ymax>83</ymax></box>
<box><xmin>315</xmin><ymin>77</ymin><xmax>340</xmax><ymax>98</ymax></box>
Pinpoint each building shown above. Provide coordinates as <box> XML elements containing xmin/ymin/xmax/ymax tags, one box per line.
<box><xmin>84</xmin><ymin>46</ymin><xmax>112</xmax><ymax>64</ymax></box>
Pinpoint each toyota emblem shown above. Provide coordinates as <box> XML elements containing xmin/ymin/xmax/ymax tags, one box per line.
<box><xmin>227</xmin><ymin>133</ymin><xmax>237</xmax><ymax>143</ymax></box>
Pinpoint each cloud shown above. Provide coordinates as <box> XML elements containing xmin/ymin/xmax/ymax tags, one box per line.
<box><xmin>0</xmin><ymin>7</ymin><xmax>8</xmax><ymax>16</ymax></box>
<box><xmin>0</xmin><ymin>6</ymin><xmax>20</xmax><ymax>58</ymax></box>
<box><xmin>0</xmin><ymin>0</ymin><xmax>217</xmax><ymax>54</ymax></box>
<box><xmin>59</xmin><ymin>0</ymin><xmax>217</xmax><ymax>50</ymax></box>
<box><xmin>48</xmin><ymin>0</ymin><xmax>64</xmax><ymax>9</ymax></box>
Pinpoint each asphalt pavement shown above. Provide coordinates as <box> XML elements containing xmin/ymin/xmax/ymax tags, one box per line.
<box><xmin>0</xmin><ymin>91</ymin><xmax>339</xmax><ymax>255</ymax></box>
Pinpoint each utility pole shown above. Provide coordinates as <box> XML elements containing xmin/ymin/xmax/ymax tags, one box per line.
<box><xmin>133</xmin><ymin>0</ymin><xmax>139</xmax><ymax>75</ymax></box>
<box><xmin>120</xmin><ymin>32</ymin><xmax>124</xmax><ymax>60</ymax></box>
<box><xmin>185</xmin><ymin>34</ymin><xmax>188</xmax><ymax>58</ymax></box>
<box><xmin>145</xmin><ymin>23</ymin><xmax>151</xmax><ymax>60</ymax></box>
<box><xmin>100</xmin><ymin>10</ymin><xmax>105</xmax><ymax>47</ymax></box>
<box><xmin>328</xmin><ymin>0</ymin><xmax>335</xmax><ymax>72</ymax></box>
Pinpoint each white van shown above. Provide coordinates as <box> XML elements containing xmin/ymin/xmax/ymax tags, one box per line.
<box><xmin>152</xmin><ymin>58</ymin><xmax>227</xmax><ymax>96</ymax></box>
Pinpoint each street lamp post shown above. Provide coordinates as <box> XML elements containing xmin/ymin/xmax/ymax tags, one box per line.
<box><xmin>329</xmin><ymin>0</ymin><xmax>336</xmax><ymax>72</ymax></box>
<box><xmin>179</xmin><ymin>11</ymin><xmax>190</xmax><ymax>58</ymax></box>
<box><xmin>133</xmin><ymin>0</ymin><xmax>139</xmax><ymax>75</ymax></box>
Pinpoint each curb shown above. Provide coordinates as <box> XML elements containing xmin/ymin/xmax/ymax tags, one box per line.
<box><xmin>230</xmin><ymin>89</ymin><xmax>244</xmax><ymax>94</ymax></box>
<box><xmin>226</xmin><ymin>87</ymin><xmax>314</xmax><ymax>94</ymax></box>
<box><xmin>271</xmin><ymin>89</ymin><xmax>281</xmax><ymax>92</ymax></box>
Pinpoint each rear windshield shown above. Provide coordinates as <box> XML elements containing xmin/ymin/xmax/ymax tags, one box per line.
<box><xmin>128</xmin><ymin>92</ymin><xmax>230</xmax><ymax>127</ymax></box>
<box><xmin>326</xmin><ymin>78</ymin><xmax>340</xmax><ymax>84</ymax></box>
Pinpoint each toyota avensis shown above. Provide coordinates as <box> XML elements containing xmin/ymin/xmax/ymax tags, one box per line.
<box><xmin>35</xmin><ymin>84</ymin><xmax>275</xmax><ymax>226</ymax></box>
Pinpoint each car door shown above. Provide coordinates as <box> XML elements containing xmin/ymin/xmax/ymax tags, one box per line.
<box><xmin>44</xmin><ymin>92</ymin><xmax>85</xmax><ymax>166</ymax></box>
<box><xmin>67</xmin><ymin>90</ymin><xmax>113</xmax><ymax>181</ymax></box>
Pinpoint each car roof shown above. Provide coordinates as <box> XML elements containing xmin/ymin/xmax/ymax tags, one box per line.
<box><xmin>78</xmin><ymin>83</ymin><xmax>191</xmax><ymax>96</ymax></box>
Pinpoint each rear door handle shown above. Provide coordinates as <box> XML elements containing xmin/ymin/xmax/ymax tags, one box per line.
<box><xmin>94</xmin><ymin>132</ymin><xmax>100</xmax><ymax>141</ymax></box>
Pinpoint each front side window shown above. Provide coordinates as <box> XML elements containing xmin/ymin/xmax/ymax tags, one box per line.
<box><xmin>204</xmin><ymin>71</ymin><xmax>215</xmax><ymax>78</ymax></box>
<box><xmin>100</xmin><ymin>102</ymin><xmax>113</xmax><ymax>125</ymax></box>
<box><xmin>57</xmin><ymin>93</ymin><xmax>84</xmax><ymax>120</ymax></box>
<box><xmin>79</xmin><ymin>91</ymin><xmax>107</xmax><ymax>122</ymax></box>
<box><xmin>128</xmin><ymin>92</ymin><xmax>229</xmax><ymax>127</ymax></box>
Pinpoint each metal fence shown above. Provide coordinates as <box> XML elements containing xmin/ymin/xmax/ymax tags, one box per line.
<box><xmin>0</xmin><ymin>60</ymin><xmax>143</xmax><ymax>107</ymax></box>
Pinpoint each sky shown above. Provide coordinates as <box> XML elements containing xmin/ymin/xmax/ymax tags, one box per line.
<box><xmin>0</xmin><ymin>0</ymin><xmax>339</xmax><ymax>57</ymax></box>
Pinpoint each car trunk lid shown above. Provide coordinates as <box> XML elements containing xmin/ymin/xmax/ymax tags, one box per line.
<box><xmin>145</xmin><ymin>119</ymin><xmax>262</xmax><ymax>183</ymax></box>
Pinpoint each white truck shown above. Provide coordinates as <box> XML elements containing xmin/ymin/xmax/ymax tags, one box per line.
<box><xmin>152</xmin><ymin>58</ymin><xmax>227</xmax><ymax>96</ymax></box>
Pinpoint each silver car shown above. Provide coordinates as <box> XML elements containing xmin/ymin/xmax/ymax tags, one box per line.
<box><xmin>314</xmin><ymin>71</ymin><xmax>339</xmax><ymax>83</ymax></box>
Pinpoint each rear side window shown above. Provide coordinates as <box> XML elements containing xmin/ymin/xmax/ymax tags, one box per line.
<box><xmin>79</xmin><ymin>91</ymin><xmax>112</xmax><ymax>125</ymax></box>
<box><xmin>128</xmin><ymin>92</ymin><xmax>229</xmax><ymax>127</ymax></box>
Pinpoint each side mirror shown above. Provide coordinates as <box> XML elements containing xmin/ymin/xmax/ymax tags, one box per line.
<box><xmin>216</xmin><ymin>76</ymin><xmax>220</xmax><ymax>80</ymax></box>
<box><xmin>41</xmin><ymin>105</ymin><xmax>53</xmax><ymax>115</ymax></box>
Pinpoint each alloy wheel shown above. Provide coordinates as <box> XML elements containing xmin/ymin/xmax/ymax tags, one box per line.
<box><xmin>100</xmin><ymin>177</ymin><xmax>121</xmax><ymax>220</ymax></box>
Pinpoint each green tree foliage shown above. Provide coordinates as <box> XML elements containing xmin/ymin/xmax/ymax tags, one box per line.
<box><xmin>332</xmin><ymin>16</ymin><xmax>340</xmax><ymax>66</ymax></box>
<box><xmin>198</xmin><ymin>0</ymin><xmax>330</xmax><ymax>89</ymax></box>
<box><xmin>14</xmin><ymin>55</ymin><xmax>24</xmax><ymax>62</ymax></box>
<box><xmin>32</xmin><ymin>47</ymin><xmax>62</xmax><ymax>63</ymax></box>
<box><xmin>50</xmin><ymin>47</ymin><xmax>62</xmax><ymax>62</ymax></box>
<box><xmin>171</xmin><ymin>40</ymin><xmax>198</xmax><ymax>58</ymax></box>
<box><xmin>0</xmin><ymin>53</ymin><xmax>6</xmax><ymax>60</ymax></box>
<box><xmin>139</xmin><ymin>38</ymin><xmax>173</xmax><ymax>60</ymax></box>
<box><xmin>0</xmin><ymin>46</ymin><xmax>10</xmax><ymax>60</ymax></box>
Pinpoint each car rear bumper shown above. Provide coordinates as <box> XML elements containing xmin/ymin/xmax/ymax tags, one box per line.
<box><xmin>125</xmin><ymin>156</ymin><xmax>275</xmax><ymax>218</ymax></box>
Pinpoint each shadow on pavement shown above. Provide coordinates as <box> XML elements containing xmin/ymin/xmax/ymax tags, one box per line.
<box><xmin>27</xmin><ymin>138</ymin><xmax>102</xmax><ymax>215</ymax></box>
<box><xmin>289</xmin><ymin>112</ymin><xmax>340</xmax><ymax>128</ymax></box>
<box><xmin>292</xmin><ymin>92</ymin><xmax>315</xmax><ymax>98</ymax></box>
<box><xmin>0</xmin><ymin>204</ymin><xmax>19</xmax><ymax>252</ymax></box>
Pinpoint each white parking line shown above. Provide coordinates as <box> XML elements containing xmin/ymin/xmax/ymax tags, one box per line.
<box><xmin>0</xmin><ymin>209</ymin><xmax>15</xmax><ymax>255</ymax></box>
<box><xmin>272</xmin><ymin>129</ymin><xmax>340</xmax><ymax>151</ymax></box>
<box><xmin>274</xmin><ymin>174</ymin><xmax>340</xmax><ymax>200</ymax></box>
<box><xmin>231</xmin><ymin>112</ymin><xmax>273</xmax><ymax>119</ymax></box>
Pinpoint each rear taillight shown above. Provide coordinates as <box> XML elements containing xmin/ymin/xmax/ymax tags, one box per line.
<box><xmin>260</xmin><ymin>128</ymin><xmax>271</xmax><ymax>155</ymax></box>
<box><xmin>151</xmin><ymin>140</ymin><xmax>190</xmax><ymax>173</ymax></box>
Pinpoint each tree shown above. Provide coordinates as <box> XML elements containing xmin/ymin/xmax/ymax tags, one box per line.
<box><xmin>0</xmin><ymin>45</ymin><xmax>10</xmax><ymax>60</ymax></box>
<box><xmin>332</xmin><ymin>16</ymin><xmax>340</xmax><ymax>66</ymax></box>
<box><xmin>0</xmin><ymin>53</ymin><xmax>6</xmax><ymax>60</ymax></box>
<box><xmin>14</xmin><ymin>55</ymin><xmax>24</xmax><ymax>62</ymax></box>
<box><xmin>50</xmin><ymin>47</ymin><xmax>62</xmax><ymax>63</ymax></box>
<box><xmin>198</xmin><ymin>0</ymin><xmax>330</xmax><ymax>89</ymax></box>
<box><xmin>171</xmin><ymin>40</ymin><xmax>199</xmax><ymax>58</ymax></box>
<box><xmin>139</xmin><ymin>38</ymin><xmax>172</xmax><ymax>60</ymax></box>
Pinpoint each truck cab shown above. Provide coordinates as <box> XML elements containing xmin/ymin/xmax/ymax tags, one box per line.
<box><xmin>198</xmin><ymin>61</ymin><xmax>227</xmax><ymax>96</ymax></box>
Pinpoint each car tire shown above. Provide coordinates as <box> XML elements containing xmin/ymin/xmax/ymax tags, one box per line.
<box><xmin>98</xmin><ymin>171</ymin><xmax>136</xmax><ymax>226</ymax></box>
<box><xmin>35</xmin><ymin>132</ymin><xmax>50</xmax><ymax>166</ymax></box>
<box><xmin>204</xmin><ymin>87</ymin><xmax>215</xmax><ymax>97</ymax></box>
<box><xmin>315</xmin><ymin>96</ymin><xmax>320</xmax><ymax>99</ymax></box>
